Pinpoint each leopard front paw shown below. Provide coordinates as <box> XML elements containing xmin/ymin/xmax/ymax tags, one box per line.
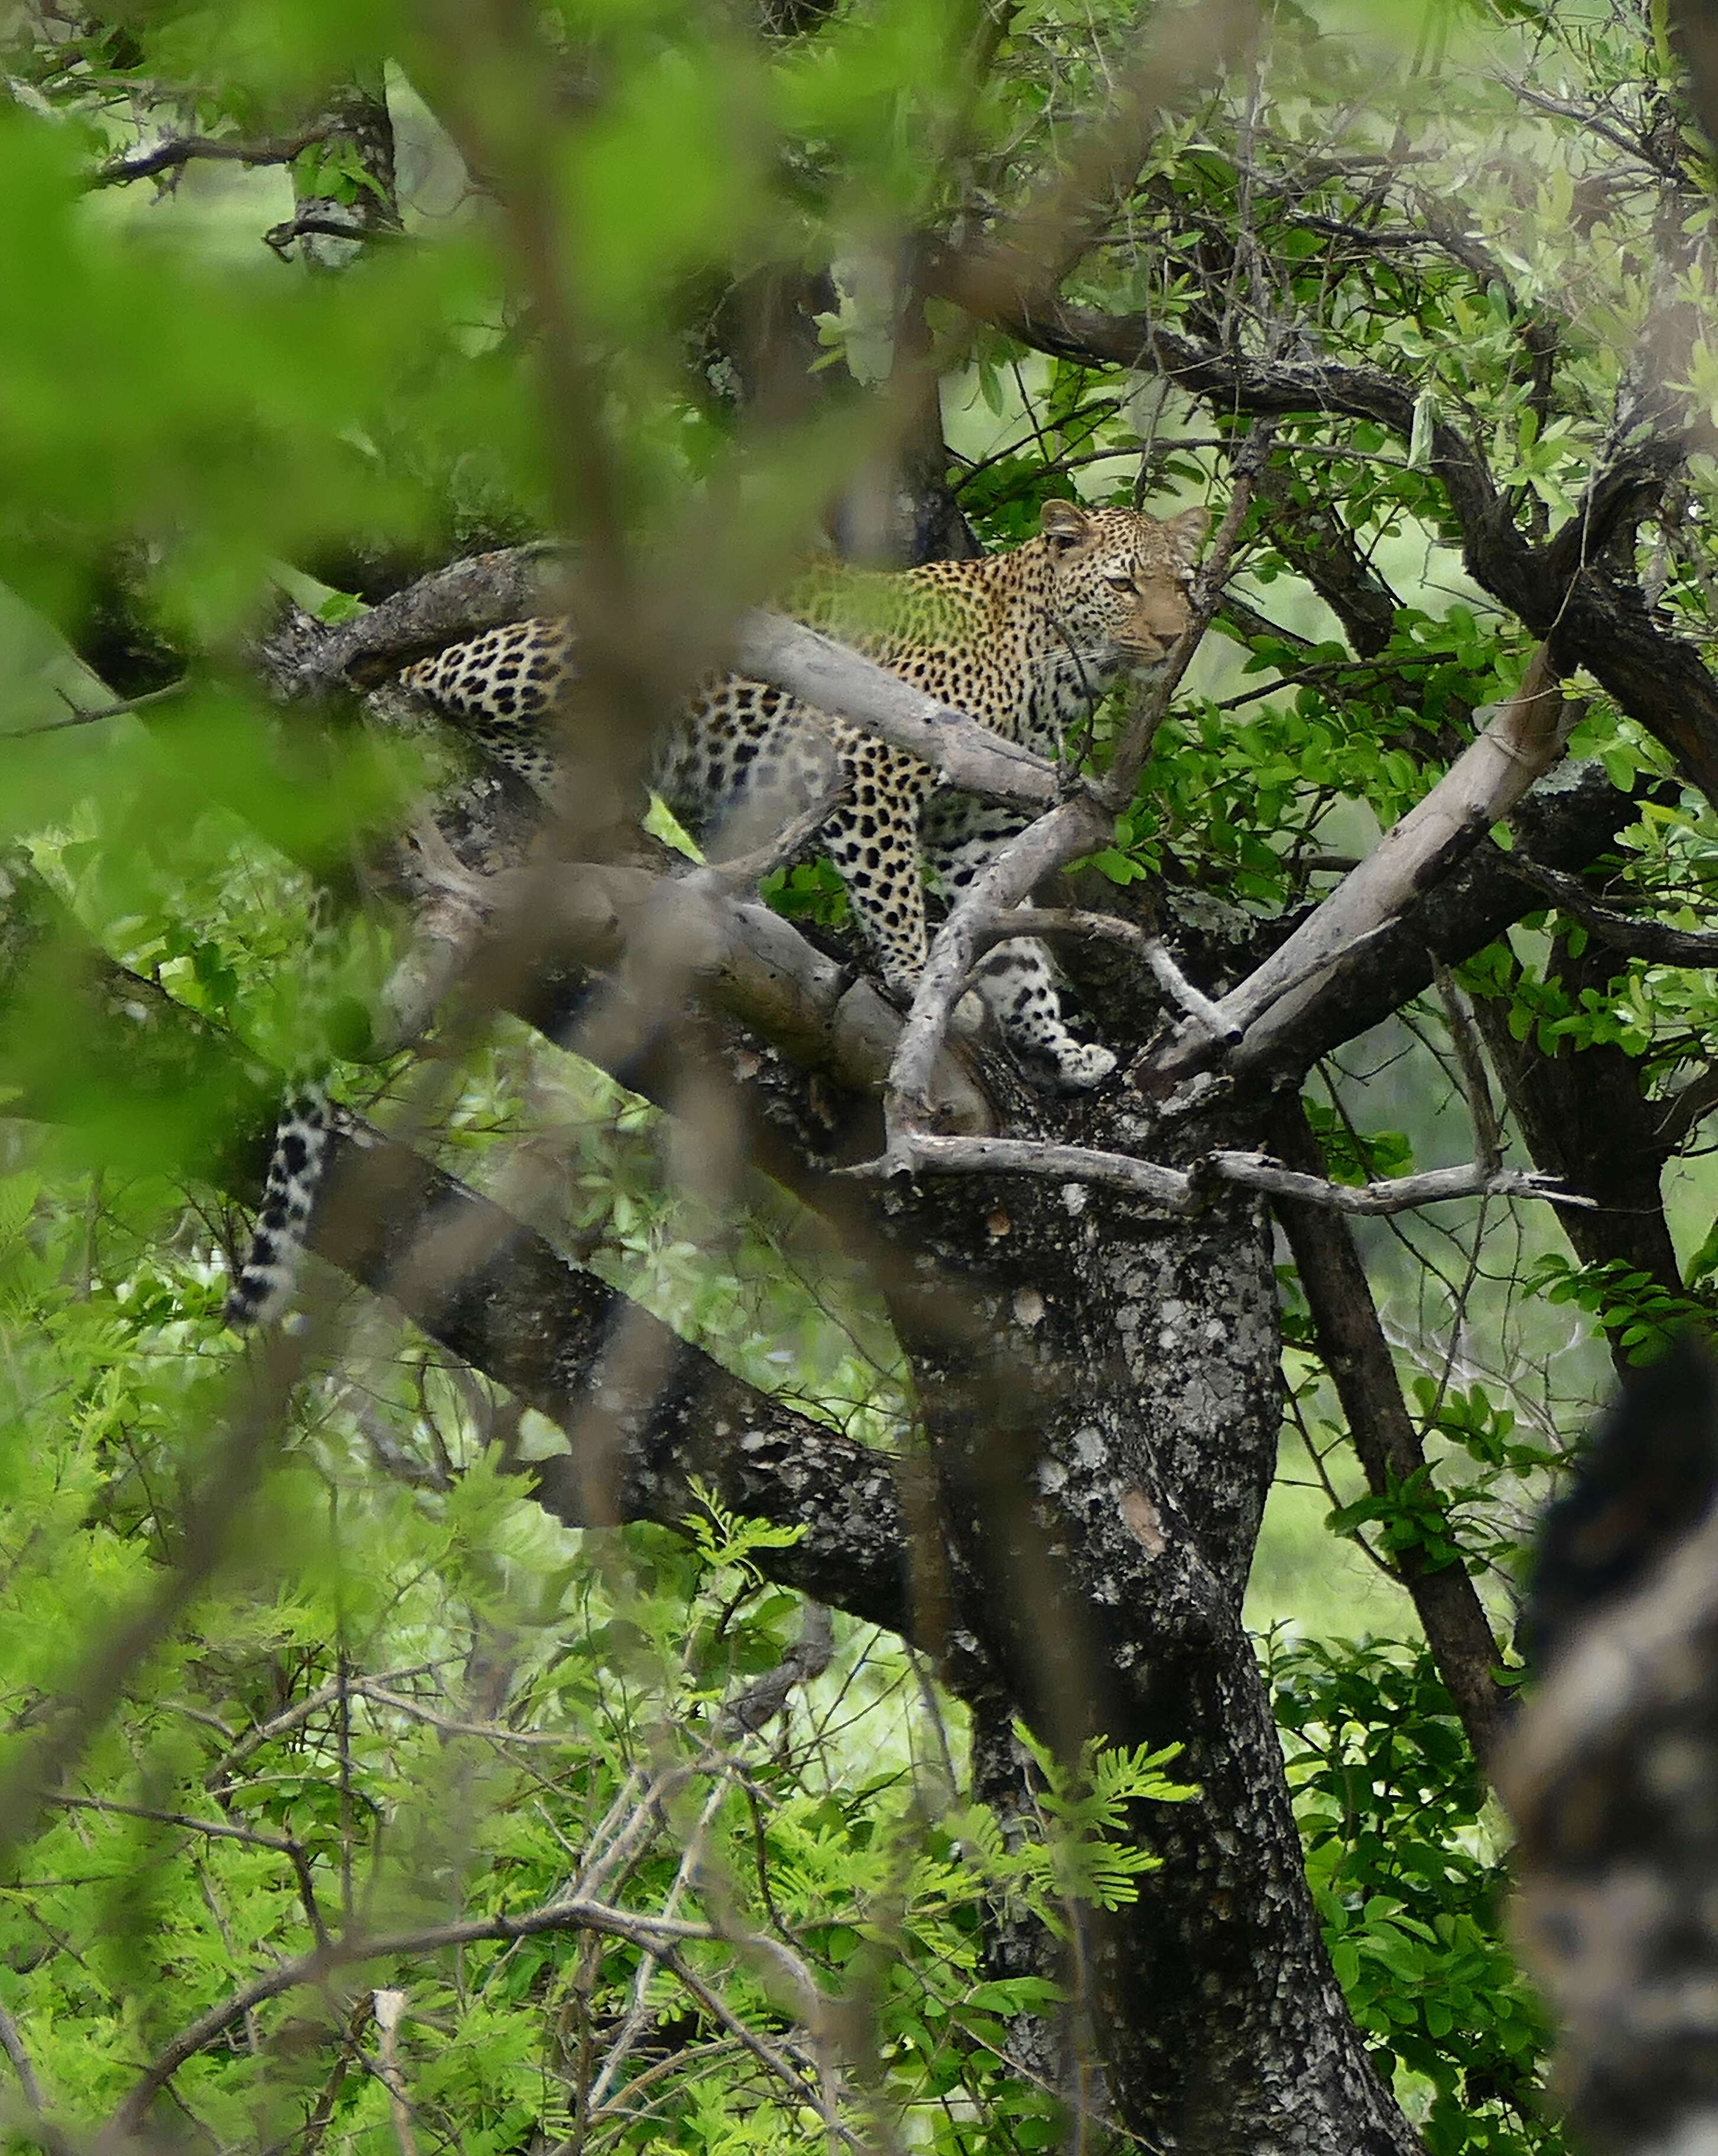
<box><xmin>1051</xmin><ymin>1041</ymin><xmax>1118</xmax><ymax>1092</ymax></box>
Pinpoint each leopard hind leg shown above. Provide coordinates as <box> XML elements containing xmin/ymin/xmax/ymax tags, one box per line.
<box><xmin>970</xmin><ymin>939</ymin><xmax>1116</xmax><ymax>1090</ymax></box>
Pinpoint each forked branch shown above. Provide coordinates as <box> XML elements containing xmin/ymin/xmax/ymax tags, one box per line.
<box><xmin>1141</xmin><ymin>639</ymin><xmax>1582</xmax><ymax>1089</ymax></box>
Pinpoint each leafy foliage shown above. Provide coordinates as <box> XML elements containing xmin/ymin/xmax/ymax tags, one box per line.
<box><xmin>7</xmin><ymin>0</ymin><xmax>1718</xmax><ymax>2145</ymax></box>
<box><xmin>0</xmin><ymin>1215</ymin><xmax>1178</xmax><ymax>2151</ymax></box>
<box><xmin>1271</xmin><ymin>1637</ymin><xmax>1553</xmax><ymax>2156</ymax></box>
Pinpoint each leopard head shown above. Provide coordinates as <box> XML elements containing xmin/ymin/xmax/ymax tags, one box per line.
<box><xmin>1037</xmin><ymin>498</ymin><xmax>1210</xmax><ymax>676</ymax></box>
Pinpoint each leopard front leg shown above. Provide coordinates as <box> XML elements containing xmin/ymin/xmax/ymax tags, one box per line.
<box><xmin>818</xmin><ymin>733</ymin><xmax>941</xmax><ymax>1008</ymax></box>
<box><xmin>920</xmin><ymin>793</ymin><xmax>1116</xmax><ymax>1091</ymax></box>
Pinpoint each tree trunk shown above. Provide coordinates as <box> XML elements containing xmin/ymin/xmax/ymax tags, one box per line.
<box><xmin>852</xmin><ymin>1086</ymin><xmax>1421</xmax><ymax>2153</ymax></box>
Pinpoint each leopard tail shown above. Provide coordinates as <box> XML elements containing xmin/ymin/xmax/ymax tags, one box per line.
<box><xmin>225</xmin><ymin>1081</ymin><xmax>333</xmax><ymax>1327</ymax></box>
<box><xmin>226</xmin><ymin>887</ymin><xmax>342</xmax><ymax>1329</ymax></box>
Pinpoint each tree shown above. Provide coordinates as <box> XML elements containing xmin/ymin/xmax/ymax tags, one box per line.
<box><xmin>4</xmin><ymin>0</ymin><xmax>1718</xmax><ymax>2149</ymax></box>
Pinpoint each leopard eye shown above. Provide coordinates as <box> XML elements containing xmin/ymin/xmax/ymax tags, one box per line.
<box><xmin>1103</xmin><ymin>572</ymin><xmax>1135</xmax><ymax>592</ymax></box>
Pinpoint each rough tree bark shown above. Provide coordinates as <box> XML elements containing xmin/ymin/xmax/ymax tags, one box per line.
<box><xmin>864</xmin><ymin>1134</ymin><xmax>1410</xmax><ymax>2151</ymax></box>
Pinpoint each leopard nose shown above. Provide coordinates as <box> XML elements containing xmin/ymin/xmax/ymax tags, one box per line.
<box><xmin>1134</xmin><ymin>609</ymin><xmax>1186</xmax><ymax>649</ymax></box>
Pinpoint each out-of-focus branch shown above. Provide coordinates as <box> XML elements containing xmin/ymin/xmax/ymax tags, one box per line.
<box><xmin>0</xmin><ymin>2006</ymin><xmax>43</xmax><ymax>2115</ymax></box>
<box><xmin>1502</xmin><ymin>1349</ymin><xmax>1718</xmax><ymax>2156</ymax></box>
<box><xmin>0</xmin><ymin>866</ymin><xmax>915</xmax><ymax>1642</ymax></box>
<box><xmin>719</xmin><ymin>1603</ymin><xmax>835</xmax><ymax>1736</ymax></box>
<box><xmin>406</xmin><ymin>854</ymin><xmax>995</xmax><ymax>1135</ymax></box>
<box><xmin>944</xmin><ymin>0</ymin><xmax>1257</xmax><ymax>303</ymax></box>
<box><xmin>1670</xmin><ymin>0</ymin><xmax>1718</xmax><ymax>158</ymax></box>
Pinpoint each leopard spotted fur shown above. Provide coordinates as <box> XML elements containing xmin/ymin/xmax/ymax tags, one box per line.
<box><xmin>401</xmin><ymin>496</ymin><xmax>1207</xmax><ymax>1085</ymax></box>
<box><xmin>225</xmin><ymin>496</ymin><xmax>1205</xmax><ymax>1326</ymax></box>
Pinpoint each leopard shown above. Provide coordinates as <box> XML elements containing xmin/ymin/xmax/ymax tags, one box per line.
<box><xmin>224</xmin><ymin>496</ymin><xmax>1206</xmax><ymax>1327</ymax></box>
<box><xmin>401</xmin><ymin>495</ymin><xmax>1207</xmax><ymax>1076</ymax></box>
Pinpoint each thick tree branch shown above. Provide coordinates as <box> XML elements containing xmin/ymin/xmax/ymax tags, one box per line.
<box><xmin>1503</xmin><ymin>852</ymin><xmax>1718</xmax><ymax>965</ymax></box>
<box><xmin>274</xmin><ymin>79</ymin><xmax>400</xmax><ymax>268</ymax></box>
<box><xmin>923</xmin><ymin>280</ymin><xmax>1514</xmax><ymax>569</ymax></box>
<box><xmin>843</xmin><ymin>1129</ymin><xmax>1580</xmax><ymax>1223</ymax></box>
<box><xmin>397</xmin><ymin>850</ymin><xmax>995</xmax><ymax>1135</ymax></box>
<box><xmin>931</xmin><ymin>281</ymin><xmax>1718</xmax><ymax>810</ymax></box>
<box><xmin>729</xmin><ymin>612</ymin><xmax>1057</xmax><ymax>809</ymax></box>
<box><xmin>1212</xmin><ymin>764</ymin><xmax>1657</xmax><ymax>1083</ymax></box>
<box><xmin>262</xmin><ymin>554</ymin><xmax>1060</xmax><ymax>812</ymax></box>
<box><xmin>1252</xmin><ymin>462</ymin><xmax>1401</xmax><ymax>661</ymax></box>
<box><xmin>259</xmin><ymin>549</ymin><xmax>566</xmax><ymax>693</ymax></box>
<box><xmin>92</xmin><ymin>125</ymin><xmax>333</xmax><ymax>187</ymax></box>
<box><xmin>312</xmin><ymin>1114</ymin><xmax>914</xmax><ymax>1634</ymax></box>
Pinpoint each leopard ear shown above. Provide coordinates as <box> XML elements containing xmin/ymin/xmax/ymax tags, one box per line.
<box><xmin>1040</xmin><ymin>498</ymin><xmax>1093</xmax><ymax>550</ymax></box>
<box><xmin>1158</xmin><ymin>505</ymin><xmax>1211</xmax><ymax>569</ymax></box>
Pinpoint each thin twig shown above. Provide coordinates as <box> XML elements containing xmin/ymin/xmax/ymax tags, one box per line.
<box><xmin>985</xmin><ymin>907</ymin><xmax>1240</xmax><ymax>1044</ymax></box>
<box><xmin>48</xmin><ymin>1793</ymin><xmax>333</xmax><ymax>1953</ymax></box>
<box><xmin>372</xmin><ymin>1991</ymin><xmax>421</xmax><ymax>2156</ymax></box>
<box><xmin>838</xmin><ymin>1130</ymin><xmax>1589</xmax><ymax>1219</ymax></box>
<box><xmin>106</xmin><ymin>1895</ymin><xmax>726</xmax><ymax>2135</ymax></box>
<box><xmin>1431</xmin><ymin>960</ymin><xmax>1503</xmax><ymax>1176</ymax></box>
<box><xmin>355</xmin><ymin>1682</ymin><xmax>592</xmax><ymax>1748</ymax></box>
<box><xmin>1096</xmin><ymin>418</ymin><xmax>1276</xmax><ymax>810</ymax></box>
<box><xmin>586</xmin><ymin>1780</ymin><xmax>731</xmax><ymax>2111</ymax></box>
<box><xmin>1</xmin><ymin>680</ymin><xmax>186</xmax><ymax>742</ymax></box>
